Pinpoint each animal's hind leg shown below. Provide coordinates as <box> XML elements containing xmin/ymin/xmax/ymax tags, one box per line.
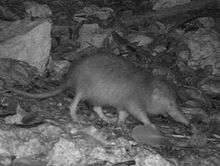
<box><xmin>126</xmin><ymin>102</ymin><xmax>156</xmax><ymax>129</ymax></box>
<box><xmin>168</xmin><ymin>107</ymin><xmax>189</xmax><ymax>126</ymax></box>
<box><xmin>69</xmin><ymin>92</ymin><xmax>82</xmax><ymax>121</ymax></box>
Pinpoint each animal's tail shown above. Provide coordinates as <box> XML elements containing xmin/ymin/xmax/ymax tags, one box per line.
<box><xmin>8</xmin><ymin>85</ymin><xmax>67</xmax><ymax>99</ymax></box>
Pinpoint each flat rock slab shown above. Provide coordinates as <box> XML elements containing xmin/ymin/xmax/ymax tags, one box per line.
<box><xmin>0</xmin><ymin>19</ymin><xmax>51</xmax><ymax>73</ymax></box>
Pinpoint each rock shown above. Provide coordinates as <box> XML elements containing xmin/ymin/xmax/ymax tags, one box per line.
<box><xmin>180</xmin><ymin>107</ymin><xmax>209</xmax><ymax>123</ymax></box>
<box><xmin>47</xmin><ymin>125</ymin><xmax>174</xmax><ymax>166</ymax></box>
<box><xmin>74</xmin><ymin>5</ymin><xmax>113</xmax><ymax>22</ymax></box>
<box><xmin>12</xmin><ymin>157</ymin><xmax>47</xmax><ymax>166</ymax></box>
<box><xmin>23</xmin><ymin>1</ymin><xmax>52</xmax><ymax>18</ymax></box>
<box><xmin>0</xmin><ymin>58</ymin><xmax>37</xmax><ymax>86</ymax></box>
<box><xmin>0</xmin><ymin>19</ymin><xmax>51</xmax><ymax>73</ymax></box>
<box><xmin>197</xmin><ymin>17</ymin><xmax>215</xmax><ymax>29</ymax></box>
<box><xmin>0</xmin><ymin>5</ymin><xmax>20</xmax><ymax>21</ymax></box>
<box><xmin>0</xmin><ymin>123</ymin><xmax>175</xmax><ymax>166</ymax></box>
<box><xmin>47</xmin><ymin>138</ymin><xmax>82</xmax><ymax>166</ymax></box>
<box><xmin>77</xmin><ymin>24</ymin><xmax>110</xmax><ymax>51</ymax></box>
<box><xmin>0</xmin><ymin>129</ymin><xmax>45</xmax><ymax>158</ymax></box>
<box><xmin>183</xmin><ymin>28</ymin><xmax>220</xmax><ymax>75</ymax></box>
<box><xmin>153</xmin><ymin>0</ymin><xmax>191</xmax><ymax>10</ymax></box>
<box><xmin>135</xmin><ymin>151</ymin><xmax>174</xmax><ymax>166</ymax></box>
<box><xmin>128</xmin><ymin>34</ymin><xmax>153</xmax><ymax>47</ymax></box>
<box><xmin>131</xmin><ymin>125</ymin><xmax>164</xmax><ymax>146</ymax></box>
<box><xmin>47</xmin><ymin>59</ymin><xmax>70</xmax><ymax>80</ymax></box>
<box><xmin>200</xmin><ymin>77</ymin><xmax>220</xmax><ymax>95</ymax></box>
<box><xmin>0</xmin><ymin>124</ymin><xmax>63</xmax><ymax>160</ymax></box>
<box><xmin>15</xmin><ymin>138</ymin><xmax>45</xmax><ymax>158</ymax></box>
<box><xmin>184</xmin><ymin>88</ymin><xmax>208</xmax><ymax>103</ymax></box>
<box><xmin>0</xmin><ymin>152</ymin><xmax>12</xmax><ymax>166</ymax></box>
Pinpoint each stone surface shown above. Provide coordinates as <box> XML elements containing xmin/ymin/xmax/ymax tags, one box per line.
<box><xmin>77</xmin><ymin>24</ymin><xmax>110</xmax><ymax>51</ymax></box>
<box><xmin>74</xmin><ymin>5</ymin><xmax>113</xmax><ymax>22</ymax></box>
<box><xmin>0</xmin><ymin>123</ymin><xmax>174</xmax><ymax>166</ymax></box>
<box><xmin>23</xmin><ymin>1</ymin><xmax>52</xmax><ymax>18</ymax></box>
<box><xmin>0</xmin><ymin>19</ymin><xmax>51</xmax><ymax>73</ymax></box>
<box><xmin>153</xmin><ymin>0</ymin><xmax>191</xmax><ymax>10</ymax></box>
<box><xmin>183</xmin><ymin>28</ymin><xmax>220</xmax><ymax>75</ymax></box>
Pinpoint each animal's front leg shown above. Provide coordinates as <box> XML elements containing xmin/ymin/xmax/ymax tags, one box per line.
<box><xmin>117</xmin><ymin>110</ymin><xmax>129</xmax><ymax>126</ymax></box>
<box><xmin>167</xmin><ymin>107</ymin><xmax>189</xmax><ymax>126</ymax></box>
<box><xmin>126</xmin><ymin>102</ymin><xmax>157</xmax><ymax>129</ymax></box>
<box><xmin>93</xmin><ymin>106</ymin><xmax>117</xmax><ymax>123</ymax></box>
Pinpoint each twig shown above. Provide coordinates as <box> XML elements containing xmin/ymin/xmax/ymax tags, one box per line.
<box><xmin>112</xmin><ymin>160</ymin><xmax>135</xmax><ymax>166</ymax></box>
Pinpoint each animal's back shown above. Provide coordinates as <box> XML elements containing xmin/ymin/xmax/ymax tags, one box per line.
<box><xmin>73</xmin><ymin>54</ymin><xmax>147</xmax><ymax>107</ymax></box>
